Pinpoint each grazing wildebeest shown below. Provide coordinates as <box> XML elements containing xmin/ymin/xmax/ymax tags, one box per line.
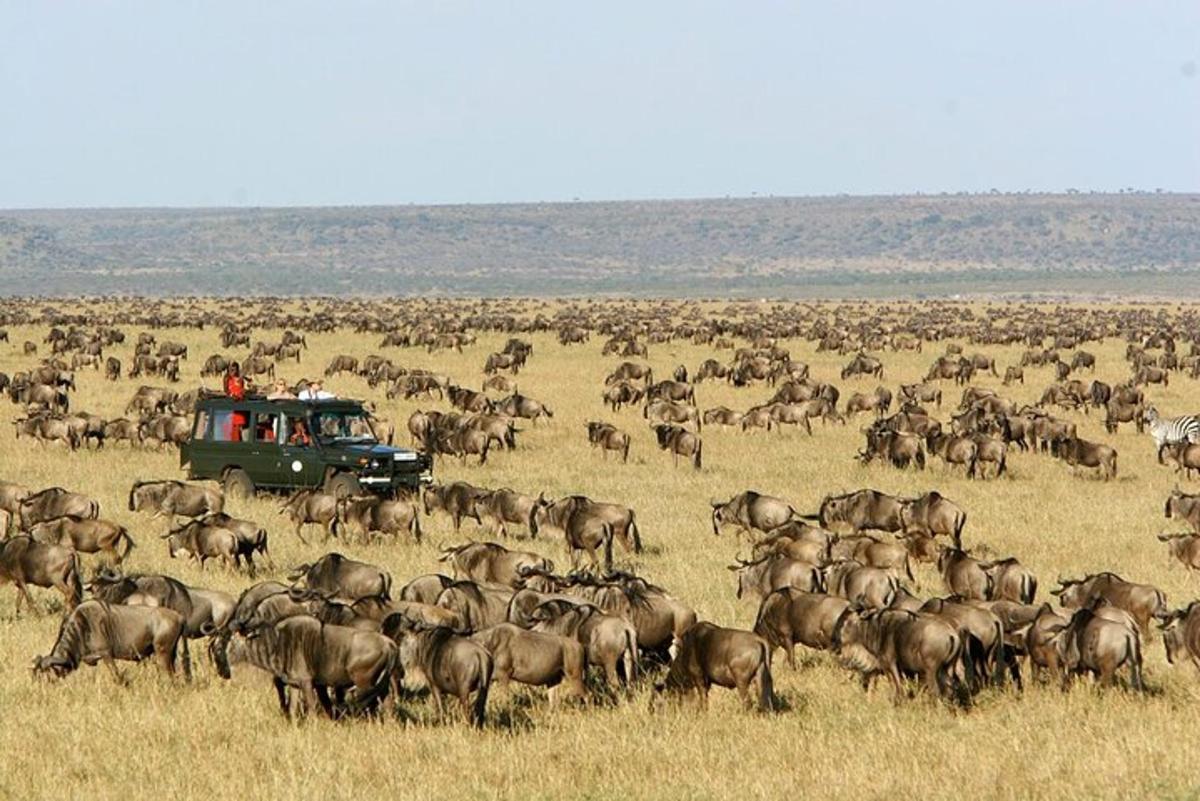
<box><xmin>858</xmin><ymin>426</ymin><xmax>926</xmax><ymax>470</ymax></box>
<box><xmin>1</xmin><ymin>481</ymin><xmax>32</xmax><ymax>533</ymax></box>
<box><xmin>438</xmin><ymin>542</ymin><xmax>553</xmax><ymax>588</ymax></box>
<box><xmin>925</xmin><ymin>431</ymin><xmax>979</xmax><ymax>478</ymax></box>
<box><xmin>470</xmin><ymin>623</ymin><xmax>587</xmax><ymax>703</ymax></box>
<box><xmin>33</xmin><ymin>600</ymin><xmax>189</xmax><ymax>682</ymax></box>
<box><xmin>644</xmin><ymin>399</ymin><xmax>702</xmax><ymax>431</ymax></box>
<box><xmin>381</xmin><ymin>616</ymin><xmax>491</xmax><ymax>726</ymax></box>
<box><xmin>398</xmin><ymin>574</ymin><xmax>454</xmax><ymax>605</ymax></box>
<box><xmin>495</xmin><ymin>393</ymin><xmax>553</xmax><ymax>425</ymax></box>
<box><xmin>1160</xmin><ymin>601</ymin><xmax>1200</xmax><ymax>674</ymax></box>
<box><xmin>702</xmin><ymin>406</ymin><xmax>743</xmax><ymax>427</ymax></box>
<box><xmin>898</xmin><ymin>382</ymin><xmax>942</xmax><ymax>408</ymax></box>
<box><xmin>423</xmin><ymin>482</ymin><xmax>488</xmax><ymax>532</ymax></box>
<box><xmin>1162</xmin><ymin>443</ymin><xmax>1200</xmax><ymax>479</ymax></box>
<box><xmin>646</xmin><ymin>380</ymin><xmax>696</xmax><ymax>405</ymax></box>
<box><xmin>471</xmin><ymin>488</ymin><xmax>539</xmax><ymax>538</ymax></box>
<box><xmin>841</xmin><ymin>353</ymin><xmax>883</xmax><ymax>380</ymax></box>
<box><xmin>1002</xmin><ymin>366</ymin><xmax>1024</xmax><ymax>386</ymax></box>
<box><xmin>162</xmin><ymin>521</ymin><xmax>241</xmax><ymax>572</ymax></box>
<box><xmin>29</xmin><ymin>516</ymin><xmax>135</xmax><ymax>565</ymax></box>
<box><xmin>337</xmin><ymin>495</ymin><xmax>422</xmax><ymax>543</ymax></box>
<box><xmin>711</xmin><ymin>491</ymin><xmax>797</xmax><ymax>540</ymax></box>
<box><xmin>752</xmin><ymin>588</ymin><xmax>850</xmax><ymax>668</ymax></box>
<box><xmin>655</xmin><ymin>622</ymin><xmax>776</xmax><ymax>711</ymax></box>
<box><xmin>213</xmin><ymin>616</ymin><xmax>398</xmax><ymax>718</ymax></box>
<box><xmin>844</xmin><ymin>386</ymin><xmax>892</xmax><ymax>418</ymax></box>
<box><xmin>279</xmin><ymin>489</ymin><xmax>342</xmax><ymax>543</ymax></box>
<box><xmin>652</xmin><ymin>423</ymin><xmax>702</xmax><ymax>470</ymax></box>
<box><xmin>1051</xmin><ymin>573</ymin><xmax>1167</xmax><ymax>635</ymax></box>
<box><xmin>289</xmin><ymin>553</ymin><xmax>392</xmax><ymax>603</ymax></box>
<box><xmin>0</xmin><ymin>536</ymin><xmax>82</xmax><ymax>613</ymax></box>
<box><xmin>1158</xmin><ymin>532</ymin><xmax>1200</xmax><ymax>573</ymax></box>
<box><xmin>435</xmin><ymin>580</ymin><xmax>514</xmax><ymax>632</ymax></box>
<box><xmin>129</xmin><ymin>480</ymin><xmax>224</xmax><ymax>519</ymax></box>
<box><xmin>586</xmin><ymin>422</ymin><xmax>631</xmax><ymax>463</ymax></box>
<box><xmin>1050</xmin><ymin>436</ymin><xmax>1117</xmax><ymax>480</ymax></box>
<box><xmin>831</xmin><ymin>607</ymin><xmax>966</xmax><ymax>704</ymax></box>
<box><xmin>530</xmin><ymin>599</ymin><xmax>639</xmax><ymax>689</ymax></box>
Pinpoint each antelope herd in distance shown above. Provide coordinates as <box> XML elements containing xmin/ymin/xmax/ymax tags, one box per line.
<box><xmin>4</xmin><ymin>297</ymin><xmax>1200</xmax><ymax>726</ymax></box>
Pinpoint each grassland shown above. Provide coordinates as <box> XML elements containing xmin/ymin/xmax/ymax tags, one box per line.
<box><xmin>1</xmin><ymin>303</ymin><xmax>1199</xmax><ymax>801</ymax></box>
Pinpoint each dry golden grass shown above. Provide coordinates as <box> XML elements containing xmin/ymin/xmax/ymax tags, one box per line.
<box><xmin>2</xmin><ymin>304</ymin><xmax>1199</xmax><ymax>801</ymax></box>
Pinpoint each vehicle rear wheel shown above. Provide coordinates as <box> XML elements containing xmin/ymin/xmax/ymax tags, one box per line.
<box><xmin>325</xmin><ymin>472</ymin><xmax>362</xmax><ymax>499</ymax></box>
<box><xmin>224</xmin><ymin>468</ymin><xmax>256</xmax><ymax>501</ymax></box>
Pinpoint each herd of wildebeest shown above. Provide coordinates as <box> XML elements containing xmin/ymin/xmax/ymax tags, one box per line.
<box><xmin>4</xmin><ymin>297</ymin><xmax>1200</xmax><ymax>726</ymax></box>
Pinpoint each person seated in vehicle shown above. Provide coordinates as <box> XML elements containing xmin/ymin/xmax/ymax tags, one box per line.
<box><xmin>288</xmin><ymin>419</ymin><xmax>312</xmax><ymax>446</ymax></box>
<box><xmin>267</xmin><ymin>378</ymin><xmax>296</xmax><ymax>400</ymax></box>
<box><xmin>297</xmin><ymin>378</ymin><xmax>334</xmax><ymax>401</ymax></box>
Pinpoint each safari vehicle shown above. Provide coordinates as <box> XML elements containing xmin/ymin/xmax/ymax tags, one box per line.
<box><xmin>180</xmin><ymin>396</ymin><xmax>431</xmax><ymax>498</ymax></box>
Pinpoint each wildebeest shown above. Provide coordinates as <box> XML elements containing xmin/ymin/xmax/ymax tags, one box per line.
<box><xmin>1160</xmin><ymin>601</ymin><xmax>1200</xmax><ymax>674</ymax></box>
<box><xmin>530</xmin><ymin>599</ymin><xmax>639</xmax><ymax>689</ymax></box>
<box><xmin>938</xmin><ymin>548</ymin><xmax>992</xmax><ymax>600</ymax></box>
<box><xmin>382</xmin><ymin>616</ymin><xmax>491</xmax><ymax>726</ymax></box>
<box><xmin>586</xmin><ymin>421</ymin><xmax>631</xmax><ymax>463</ymax></box>
<box><xmin>655</xmin><ymin>622</ymin><xmax>776</xmax><ymax>711</ymax></box>
<box><xmin>815</xmin><ymin>489</ymin><xmax>904</xmax><ymax>535</ymax></box>
<box><xmin>279</xmin><ymin>489</ymin><xmax>342</xmax><ymax>543</ymax></box>
<box><xmin>532</xmin><ymin>494</ymin><xmax>643</xmax><ymax>559</ymax></box>
<box><xmin>162</xmin><ymin>521</ymin><xmax>242</xmax><ymax>572</ymax></box>
<box><xmin>823</xmin><ymin>560</ymin><xmax>900</xmax><ymax>610</ymax></box>
<box><xmin>711</xmin><ymin>491</ymin><xmax>797</xmax><ymax>540</ymax></box>
<box><xmin>845</xmin><ymin>386</ymin><xmax>892</xmax><ymax>418</ymax></box>
<box><xmin>434</xmin><ymin>580</ymin><xmax>514</xmax><ymax>632</ymax></box>
<box><xmin>471</xmin><ymin>488</ymin><xmax>539</xmax><ymax>538</ymax></box>
<box><xmin>1158</xmin><ymin>532</ymin><xmax>1200</xmax><ymax>573</ymax></box>
<box><xmin>1051</xmin><ymin>605</ymin><xmax>1144</xmax><ymax>691</ymax></box>
<box><xmin>438</xmin><ymin>542</ymin><xmax>553</xmax><ymax>588</ymax></box>
<box><xmin>289</xmin><ymin>553</ymin><xmax>392</xmax><ymax>603</ymax></box>
<box><xmin>423</xmin><ymin>482</ymin><xmax>488</xmax><ymax>532</ymax></box>
<box><xmin>1050</xmin><ymin>436</ymin><xmax>1117</xmax><ymax>480</ymax></box>
<box><xmin>29</xmin><ymin>516</ymin><xmax>135</xmax><ymax>565</ymax></box>
<box><xmin>337</xmin><ymin>495</ymin><xmax>422</xmax><ymax>543</ymax></box>
<box><xmin>470</xmin><ymin>623</ymin><xmax>587</xmax><ymax>703</ymax></box>
<box><xmin>652</xmin><ymin>423</ymin><xmax>702</xmax><ymax>470</ymax></box>
<box><xmin>753</xmin><ymin>588</ymin><xmax>850</xmax><ymax>668</ymax></box>
<box><xmin>17</xmin><ymin>487</ymin><xmax>100</xmax><ymax>529</ymax></box>
<box><xmin>129</xmin><ymin>480</ymin><xmax>224</xmax><ymax>519</ymax></box>
<box><xmin>13</xmin><ymin>414</ymin><xmax>78</xmax><ymax>450</ymax></box>
<box><xmin>1164</xmin><ymin>489</ymin><xmax>1200</xmax><ymax>534</ymax></box>
<box><xmin>841</xmin><ymin>353</ymin><xmax>883</xmax><ymax>380</ymax></box>
<box><xmin>0</xmin><ymin>535</ymin><xmax>82</xmax><ymax>613</ymax></box>
<box><xmin>1162</xmin><ymin>443</ymin><xmax>1200</xmax><ymax>479</ymax></box>
<box><xmin>728</xmin><ymin>554</ymin><xmax>823</xmax><ymax>600</ymax></box>
<box><xmin>984</xmin><ymin>557</ymin><xmax>1038</xmax><ymax>604</ymax></box>
<box><xmin>925</xmin><ymin>432</ymin><xmax>979</xmax><ymax>478</ymax></box>
<box><xmin>831</xmin><ymin>607</ymin><xmax>965</xmax><ymax>704</ymax></box>
<box><xmin>495</xmin><ymin>393</ymin><xmax>553</xmax><ymax>425</ymax></box>
<box><xmin>1051</xmin><ymin>572</ymin><xmax>1166</xmax><ymax>634</ymax></box>
<box><xmin>33</xmin><ymin>600</ymin><xmax>189</xmax><ymax>682</ymax></box>
<box><xmin>899</xmin><ymin>491</ymin><xmax>967</xmax><ymax>547</ymax></box>
<box><xmin>858</xmin><ymin>425</ymin><xmax>925</xmax><ymax>470</ymax></box>
<box><xmin>213</xmin><ymin>615</ymin><xmax>398</xmax><ymax>718</ymax></box>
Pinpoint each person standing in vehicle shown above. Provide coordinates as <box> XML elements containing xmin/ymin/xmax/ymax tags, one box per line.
<box><xmin>224</xmin><ymin>362</ymin><xmax>251</xmax><ymax>440</ymax></box>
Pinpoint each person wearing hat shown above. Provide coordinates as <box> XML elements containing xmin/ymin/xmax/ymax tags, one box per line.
<box><xmin>298</xmin><ymin>378</ymin><xmax>334</xmax><ymax>401</ymax></box>
<box><xmin>267</xmin><ymin>378</ymin><xmax>296</xmax><ymax>400</ymax></box>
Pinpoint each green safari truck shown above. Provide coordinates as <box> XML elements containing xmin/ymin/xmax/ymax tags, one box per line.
<box><xmin>180</xmin><ymin>396</ymin><xmax>431</xmax><ymax>498</ymax></box>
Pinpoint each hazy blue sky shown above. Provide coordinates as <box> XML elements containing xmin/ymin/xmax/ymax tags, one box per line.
<box><xmin>1</xmin><ymin>1</ymin><xmax>1197</xmax><ymax>208</ymax></box>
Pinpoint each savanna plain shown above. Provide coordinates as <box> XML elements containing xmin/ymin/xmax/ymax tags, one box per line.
<box><xmin>1</xmin><ymin>298</ymin><xmax>1198</xmax><ymax>801</ymax></box>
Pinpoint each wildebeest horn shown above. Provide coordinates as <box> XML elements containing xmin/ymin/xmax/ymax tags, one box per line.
<box><xmin>1157</xmin><ymin>532</ymin><xmax>1174</xmax><ymax>541</ymax></box>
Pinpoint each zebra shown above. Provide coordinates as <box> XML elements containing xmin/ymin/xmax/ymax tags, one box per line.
<box><xmin>1144</xmin><ymin>406</ymin><xmax>1200</xmax><ymax>463</ymax></box>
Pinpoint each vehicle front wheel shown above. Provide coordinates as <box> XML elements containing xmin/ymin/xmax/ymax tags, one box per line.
<box><xmin>325</xmin><ymin>472</ymin><xmax>362</xmax><ymax>499</ymax></box>
<box><xmin>224</xmin><ymin>468</ymin><xmax>256</xmax><ymax>501</ymax></box>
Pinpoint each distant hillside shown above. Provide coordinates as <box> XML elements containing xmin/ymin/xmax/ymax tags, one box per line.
<box><xmin>2</xmin><ymin>193</ymin><xmax>1199</xmax><ymax>296</ymax></box>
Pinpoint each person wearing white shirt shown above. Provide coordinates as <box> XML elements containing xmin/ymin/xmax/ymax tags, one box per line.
<box><xmin>298</xmin><ymin>378</ymin><xmax>335</xmax><ymax>401</ymax></box>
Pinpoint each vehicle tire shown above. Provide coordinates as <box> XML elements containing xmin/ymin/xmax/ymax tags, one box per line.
<box><xmin>326</xmin><ymin>472</ymin><xmax>362</xmax><ymax>499</ymax></box>
<box><xmin>224</xmin><ymin>468</ymin><xmax>256</xmax><ymax>501</ymax></box>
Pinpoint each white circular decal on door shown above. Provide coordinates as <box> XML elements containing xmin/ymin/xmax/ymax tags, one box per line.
<box><xmin>291</xmin><ymin>460</ymin><xmax>303</xmax><ymax>472</ymax></box>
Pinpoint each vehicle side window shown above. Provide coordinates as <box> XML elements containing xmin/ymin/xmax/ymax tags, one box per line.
<box><xmin>194</xmin><ymin>410</ymin><xmax>210</xmax><ymax>440</ymax></box>
<box><xmin>210</xmin><ymin>410</ymin><xmax>251</xmax><ymax>442</ymax></box>
<box><xmin>255</xmin><ymin>413</ymin><xmax>280</xmax><ymax>444</ymax></box>
<box><xmin>208</xmin><ymin>411</ymin><xmax>232</xmax><ymax>441</ymax></box>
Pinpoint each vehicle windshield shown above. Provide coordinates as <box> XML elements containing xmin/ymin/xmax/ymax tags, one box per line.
<box><xmin>310</xmin><ymin>410</ymin><xmax>377</xmax><ymax>443</ymax></box>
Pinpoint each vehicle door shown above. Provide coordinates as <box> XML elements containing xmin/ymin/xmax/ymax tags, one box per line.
<box><xmin>279</xmin><ymin>413</ymin><xmax>325</xmax><ymax>489</ymax></box>
<box><xmin>246</xmin><ymin>410</ymin><xmax>284</xmax><ymax>488</ymax></box>
<box><xmin>209</xmin><ymin>405</ymin><xmax>260</xmax><ymax>480</ymax></box>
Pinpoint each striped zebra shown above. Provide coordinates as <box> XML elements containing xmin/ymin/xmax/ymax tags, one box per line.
<box><xmin>1144</xmin><ymin>406</ymin><xmax>1200</xmax><ymax>462</ymax></box>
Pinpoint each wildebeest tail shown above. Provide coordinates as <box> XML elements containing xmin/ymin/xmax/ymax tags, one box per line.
<box><xmin>623</xmin><ymin>627</ymin><xmax>639</xmax><ymax>685</ymax></box>
<box><xmin>473</xmin><ymin>651</ymin><xmax>493</xmax><ymax>727</ymax></box>
<box><xmin>603</xmin><ymin>522</ymin><xmax>615</xmax><ymax>570</ymax></box>
<box><xmin>954</xmin><ymin>511</ymin><xmax>966</xmax><ymax>549</ymax></box>
<box><xmin>67</xmin><ymin>551</ymin><xmax>84</xmax><ymax>609</ymax></box>
<box><xmin>380</xmin><ymin>571</ymin><xmax>393</xmax><ymax>602</ymax></box>
<box><xmin>411</xmin><ymin>513</ymin><xmax>423</xmax><ymax>543</ymax></box>
<box><xmin>997</xmin><ymin>448</ymin><xmax>1007</xmax><ymax>477</ymax></box>
<box><xmin>756</xmin><ymin>641</ymin><xmax>776</xmax><ymax>711</ymax></box>
<box><xmin>628</xmin><ymin>512</ymin><xmax>643</xmax><ymax>554</ymax></box>
<box><xmin>693</xmin><ymin>440</ymin><xmax>702</xmax><ymax>471</ymax></box>
<box><xmin>1022</xmin><ymin>573</ymin><xmax>1037</xmax><ymax>605</ymax></box>
<box><xmin>622</xmin><ymin>437</ymin><xmax>630</xmax><ymax>464</ymax></box>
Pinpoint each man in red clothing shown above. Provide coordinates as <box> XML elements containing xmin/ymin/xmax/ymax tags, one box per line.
<box><xmin>223</xmin><ymin>362</ymin><xmax>252</xmax><ymax>440</ymax></box>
